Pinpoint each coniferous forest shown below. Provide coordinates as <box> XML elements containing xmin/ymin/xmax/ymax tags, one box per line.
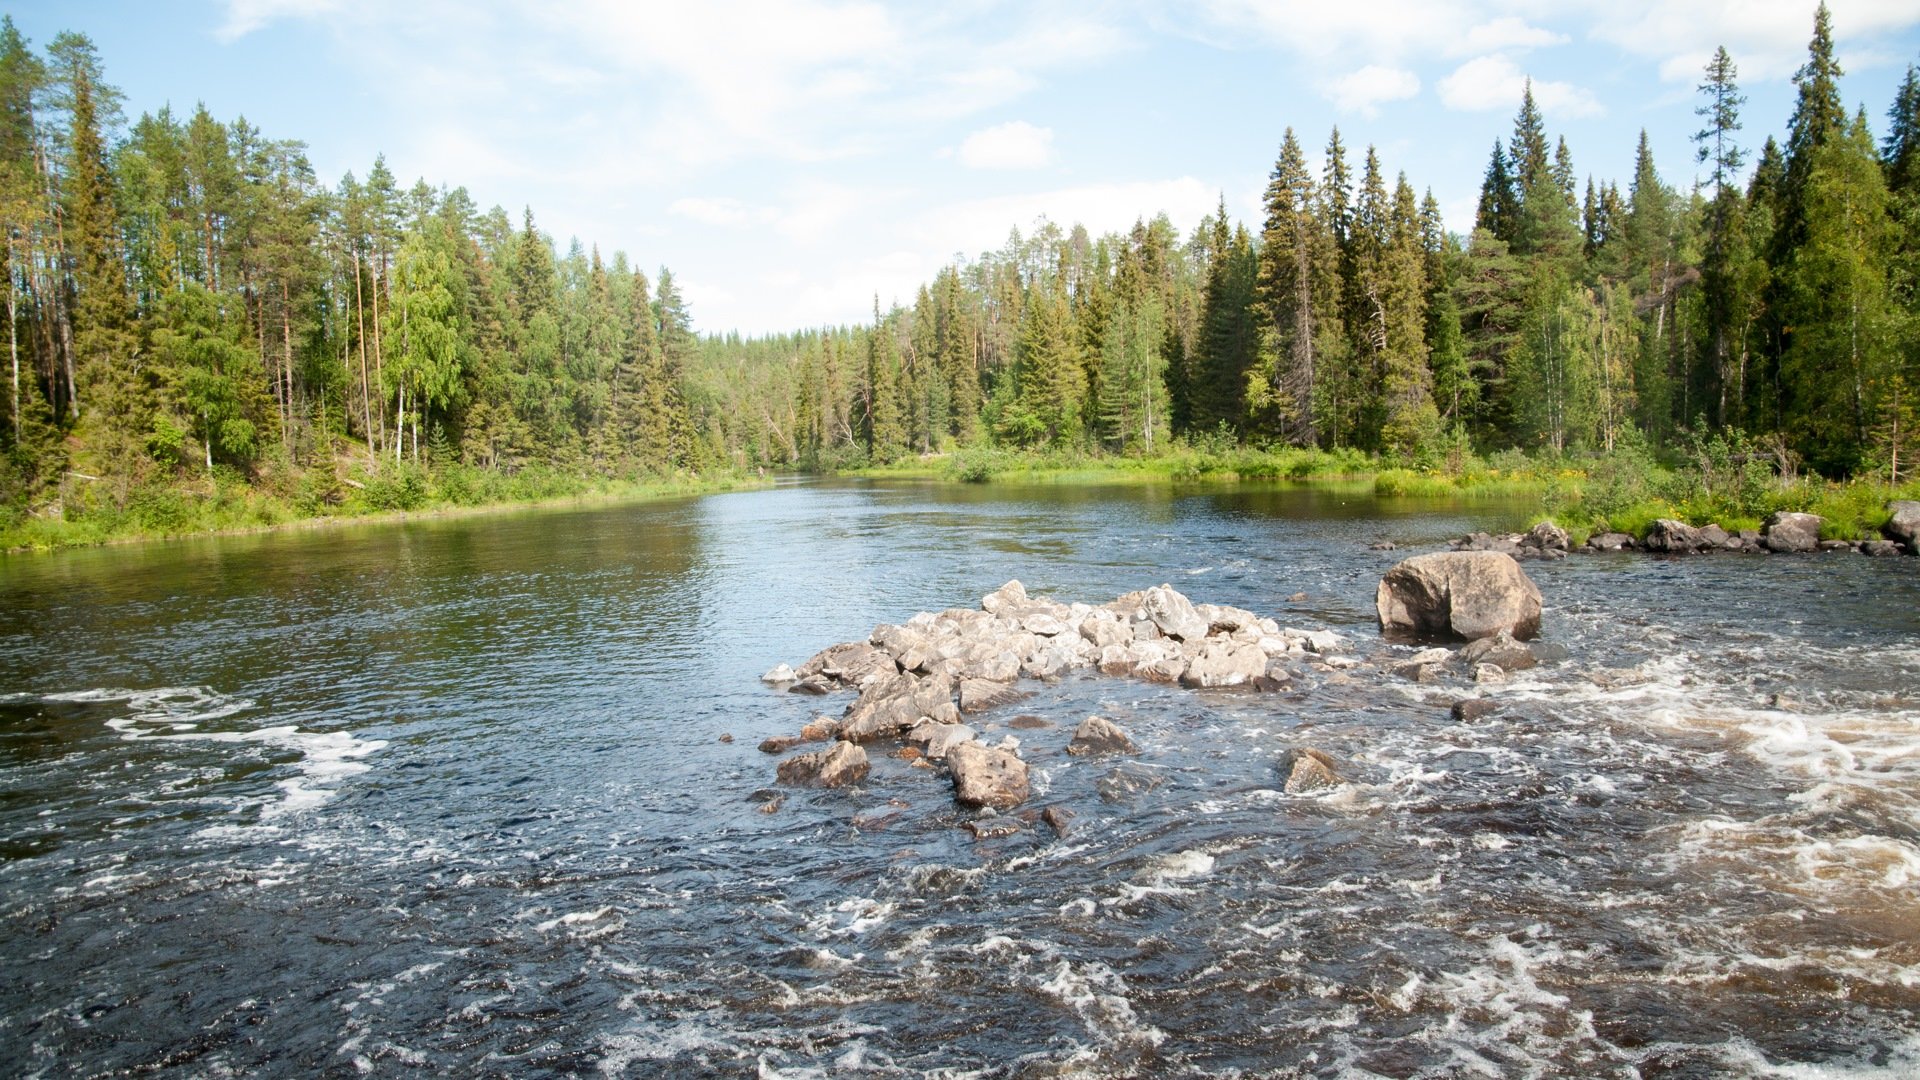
<box><xmin>3</xmin><ymin>4</ymin><xmax>1919</xmax><ymax>547</ymax></box>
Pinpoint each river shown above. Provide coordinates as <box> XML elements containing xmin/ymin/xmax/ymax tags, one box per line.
<box><xmin>2</xmin><ymin>478</ymin><xmax>1918</xmax><ymax>1077</ymax></box>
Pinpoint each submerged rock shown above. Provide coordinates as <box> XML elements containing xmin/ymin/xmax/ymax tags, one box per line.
<box><xmin>1067</xmin><ymin>715</ymin><xmax>1137</xmax><ymax>756</ymax></box>
<box><xmin>947</xmin><ymin>742</ymin><xmax>1030</xmax><ymax>808</ymax></box>
<box><xmin>1458</xmin><ymin>630</ymin><xmax>1537</xmax><ymax>672</ymax></box>
<box><xmin>1451</xmin><ymin>697</ymin><xmax>1499</xmax><ymax>722</ymax></box>
<box><xmin>1278</xmin><ymin>747</ymin><xmax>1342</xmax><ymax>793</ymax></box>
<box><xmin>1376</xmin><ymin>551</ymin><xmax>1543</xmax><ymax>642</ymax></box>
<box><xmin>776</xmin><ymin>741</ymin><xmax>869</xmax><ymax>788</ymax></box>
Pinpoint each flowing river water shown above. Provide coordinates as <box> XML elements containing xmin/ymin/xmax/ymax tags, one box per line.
<box><xmin>2</xmin><ymin>478</ymin><xmax>1918</xmax><ymax>1078</ymax></box>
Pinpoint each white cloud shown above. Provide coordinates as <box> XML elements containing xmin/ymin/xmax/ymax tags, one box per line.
<box><xmin>1584</xmin><ymin>0</ymin><xmax>1920</xmax><ymax>83</ymax></box>
<box><xmin>1438</xmin><ymin>54</ymin><xmax>1603</xmax><ymax>118</ymax></box>
<box><xmin>1459</xmin><ymin>16</ymin><xmax>1567</xmax><ymax>54</ymax></box>
<box><xmin>1324</xmin><ymin>65</ymin><xmax>1421</xmax><ymax>117</ymax></box>
<box><xmin>216</xmin><ymin>0</ymin><xmax>341</xmax><ymax>42</ymax></box>
<box><xmin>911</xmin><ymin>178</ymin><xmax>1218</xmax><ymax>265</ymax></box>
<box><xmin>669</xmin><ymin>197</ymin><xmax>779</xmax><ymax>229</ymax></box>
<box><xmin>957</xmin><ymin>121</ymin><xmax>1057</xmax><ymax>169</ymax></box>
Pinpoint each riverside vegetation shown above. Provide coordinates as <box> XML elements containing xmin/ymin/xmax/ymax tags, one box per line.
<box><xmin>4</xmin><ymin>5</ymin><xmax>1920</xmax><ymax>551</ymax></box>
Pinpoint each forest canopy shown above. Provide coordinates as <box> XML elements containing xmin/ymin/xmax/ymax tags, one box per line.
<box><xmin>2</xmin><ymin>3</ymin><xmax>1918</xmax><ymax>534</ymax></box>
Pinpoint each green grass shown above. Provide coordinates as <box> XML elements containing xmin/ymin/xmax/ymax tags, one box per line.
<box><xmin>1</xmin><ymin>464</ymin><xmax>762</xmax><ymax>553</ymax></box>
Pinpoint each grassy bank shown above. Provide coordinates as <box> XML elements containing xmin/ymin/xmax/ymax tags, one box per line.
<box><xmin>1</xmin><ymin>462</ymin><xmax>763</xmax><ymax>554</ymax></box>
<box><xmin>843</xmin><ymin>439</ymin><xmax>1919</xmax><ymax>543</ymax></box>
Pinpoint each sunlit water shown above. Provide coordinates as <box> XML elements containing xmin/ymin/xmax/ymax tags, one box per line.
<box><xmin>2</xmin><ymin>478</ymin><xmax>1917</xmax><ymax>1077</ymax></box>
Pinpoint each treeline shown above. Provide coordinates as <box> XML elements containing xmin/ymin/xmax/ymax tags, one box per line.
<box><xmin>710</xmin><ymin>4</ymin><xmax>1920</xmax><ymax>482</ymax></box>
<box><xmin>0</xmin><ymin>17</ymin><xmax>715</xmax><ymax>521</ymax></box>
<box><xmin>3</xmin><ymin>5</ymin><xmax>1918</xmax><ymax>533</ymax></box>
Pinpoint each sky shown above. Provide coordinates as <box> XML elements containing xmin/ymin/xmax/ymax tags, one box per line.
<box><xmin>10</xmin><ymin>1</ymin><xmax>1920</xmax><ymax>336</ymax></box>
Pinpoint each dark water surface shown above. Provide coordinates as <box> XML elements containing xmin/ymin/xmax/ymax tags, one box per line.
<box><xmin>2</xmin><ymin>478</ymin><xmax>1917</xmax><ymax>1077</ymax></box>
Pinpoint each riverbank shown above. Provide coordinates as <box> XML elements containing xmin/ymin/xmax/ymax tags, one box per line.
<box><xmin>0</xmin><ymin>465</ymin><xmax>765</xmax><ymax>554</ymax></box>
<box><xmin>845</xmin><ymin>444</ymin><xmax>1920</xmax><ymax>544</ymax></box>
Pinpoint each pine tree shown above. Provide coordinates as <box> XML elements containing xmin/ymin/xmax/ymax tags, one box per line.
<box><xmin>1250</xmin><ymin>129</ymin><xmax>1335</xmax><ymax>445</ymax></box>
<box><xmin>57</xmin><ymin>34</ymin><xmax>144</xmax><ymax>486</ymax></box>
<box><xmin>1780</xmin><ymin>111</ymin><xmax>1894</xmax><ymax>474</ymax></box>
<box><xmin>1696</xmin><ymin>47</ymin><xmax>1750</xmax><ymax>428</ymax></box>
<box><xmin>1194</xmin><ymin>199</ymin><xmax>1256</xmax><ymax>432</ymax></box>
<box><xmin>1475</xmin><ymin>141</ymin><xmax>1519</xmax><ymax>247</ymax></box>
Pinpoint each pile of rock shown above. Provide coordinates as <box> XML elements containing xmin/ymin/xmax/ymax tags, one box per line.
<box><xmin>1451</xmin><ymin>521</ymin><xmax>1571</xmax><ymax>560</ymax></box>
<box><xmin>1586</xmin><ymin>505</ymin><xmax>1920</xmax><ymax>557</ymax></box>
<box><xmin>759</xmin><ymin>581</ymin><xmax>1350</xmax><ymax>809</ymax></box>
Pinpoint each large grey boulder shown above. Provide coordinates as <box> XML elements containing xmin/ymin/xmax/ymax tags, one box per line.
<box><xmin>1884</xmin><ymin>500</ymin><xmax>1920</xmax><ymax>554</ymax></box>
<box><xmin>776</xmin><ymin>741</ymin><xmax>869</xmax><ymax>788</ymax></box>
<box><xmin>947</xmin><ymin>742</ymin><xmax>1030</xmax><ymax>808</ymax></box>
<box><xmin>1375</xmin><ymin>551</ymin><xmax>1543</xmax><ymax>642</ymax></box>
<box><xmin>1642</xmin><ymin>519</ymin><xmax>1703</xmax><ymax>554</ymax></box>
<box><xmin>1763</xmin><ymin>511</ymin><xmax>1823</xmax><ymax>553</ymax></box>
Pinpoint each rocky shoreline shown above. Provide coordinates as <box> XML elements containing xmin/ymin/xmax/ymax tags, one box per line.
<box><xmin>1444</xmin><ymin>500</ymin><xmax>1920</xmax><ymax>559</ymax></box>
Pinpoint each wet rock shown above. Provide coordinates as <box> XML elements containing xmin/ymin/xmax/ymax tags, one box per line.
<box><xmin>1863</xmin><ymin>539</ymin><xmax>1904</xmax><ymax>557</ymax></box>
<box><xmin>1885</xmin><ymin>500</ymin><xmax>1920</xmax><ymax>553</ymax></box>
<box><xmin>965</xmin><ymin>819</ymin><xmax>1022</xmax><ymax>840</ymax></box>
<box><xmin>1457</xmin><ymin>630</ymin><xmax>1537</xmax><ymax>672</ymax></box>
<box><xmin>1303</xmin><ymin>629</ymin><xmax>1345</xmax><ymax>654</ymax></box>
<box><xmin>906</xmin><ymin>721</ymin><xmax>978</xmax><ymax>760</ymax></box>
<box><xmin>758</xmin><ymin>796</ymin><xmax>783</xmax><ymax>814</ymax></box>
<box><xmin>1376</xmin><ymin>551</ymin><xmax>1544</xmax><ymax>642</ymax></box>
<box><xmin>759</xmin><ymin>734</ymin><xmax>804</xmax><ymax>754</ymax></box>
<box><xmin>761</xmin><ymin>663</ymin><xmax>798</xmax><ymax>684</ymax></box>
<box><xmin>841</xmin><ymin>672</ymin><xmax>956</xmax><ymax>743</ymax></box>
<box><xmin>1818</xmin><ymin>539</ymin><xmax>1855</xmax><ymax>553</ymax></box>
<box><xmin>1067</xmin><ymin>715</ymin><xmax>1138</xmax><ymax>756</ymax></box>
<box><xmin>1698</xmin><ymin>524</ymin><xmax>1731</xmax><ymax>549</ymax></box>
<box><xmin>1451</xmin><ymin>698</ymin><xmax>1498</xmax><ymax>722</ymax></box>
<box><xmin>958</xmin><ymin>677</ymin><xmax>1028</xmax><ymax>714</ymax></box>
<box><xmin>718</xmin><ymin>733</ymin><xmax>734</xmax><ymax>743</ymax></box>
<box><xmin>1763</xmin><ymin>511</ymin><xmax>1823</xmax><ymax>553</ymax></box>
<box><xmin>1369</xmin><ymin>540</ymin><xmax>1396</xmax><ymax>551</ymax></box>
<box><xmin>1288</xmin><ymin>591</ymin><xmax>1309</xmax><ymax>602</ymax></box>
<box><xmin>1455</xmin><ymin>531</ymin><xmax>1523</xmax><ymax>556</ymax></box>
<box><xmin>797</xmin><ymin>641</ymin><xmax>896</xmax><ymax>689</ymax></box>
<box><xmin>1473</xmin><ymin>663</ymin><xmax>1506</xmax><ymax>684</ymax></box>
<box><xmin>1643</xmin><ymin>519</ymin><xmax>1703</xmax><ymax>554</ymax></box>
<box><xmin>946</xmin><ymin>742</ymin><xmax>1030</xmax><ymax>808</ymax></box>
<box><xmin>788</xmin><ymin>675</ymin><xmax>833</xmax><ymax>695</ymax></box>
<box><xmin>1042</xmin><ymin>806</ymin><xmax>1074</xmax><ymax>837</ymax></box>
<box><xmin>1180</xmin><ymin>639</ymin><xmax>1268</xmax><ymax>688</ymax></box>
<box><xmin>1586</xmin><ymin>532</ymin><xmax>1634</xmax><ymax>552</ymax></box>
<box><xmin>1097</xmin><ymin>763</ymin><xmax>1168</xmax><ymax>803</ymax></box>
<box><xmin>1008</xmin><ymin>714</ymin><xmax>1052</xmax><ymax>729</ymax></box>
<box><xmin>1278</xmin><ymin>747</ymin><xmax>1342</xmax><ymax>793</ymax></box>
<box><xmin>776</xmin><ymin>741</ymin><xmax>870</xmax><ymax>788</ymax></box>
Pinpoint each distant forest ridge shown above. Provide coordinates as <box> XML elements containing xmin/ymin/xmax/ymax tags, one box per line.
<box><xmin>2</xmin><ymin>2</ymin><xmax>1918</xmax><ymax>528</ymax></box>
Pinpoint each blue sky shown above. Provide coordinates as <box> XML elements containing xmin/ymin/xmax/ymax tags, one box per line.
<box><xmin>10</xmin><ymin>1</ymin><xmax>1920</xmax><ymax>336</ymax></box>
